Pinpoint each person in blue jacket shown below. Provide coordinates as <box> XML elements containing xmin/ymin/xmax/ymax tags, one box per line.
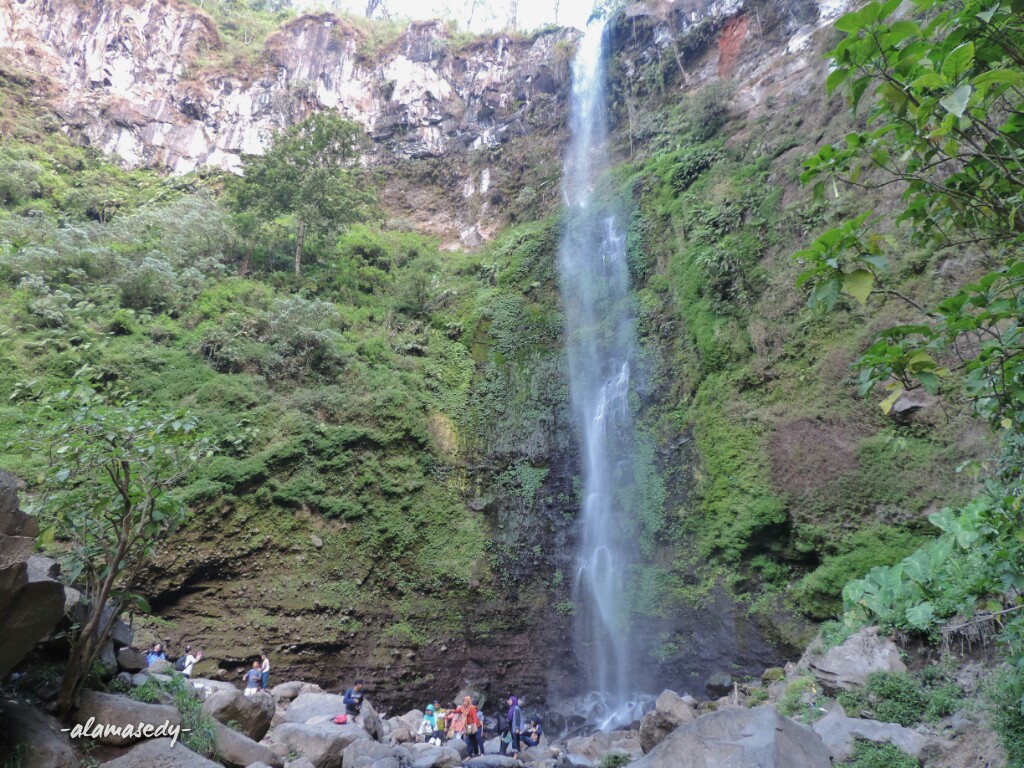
<box><xmin>344</xmin><ymin>679</ymin><xmax>365</xmax><ymax>720</ymax></box>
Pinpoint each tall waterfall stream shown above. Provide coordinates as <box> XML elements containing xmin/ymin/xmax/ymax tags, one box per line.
<box><xmin>558</xmin><ymin>21</ymin><xmax>648</xmax><ymax>729</ymax></box>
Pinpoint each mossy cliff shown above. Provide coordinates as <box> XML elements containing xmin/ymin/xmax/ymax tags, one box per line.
<box><xmin>0</xmin><ymin>0</ymin><xmax>986</xmax><ymax>711</ymax></box>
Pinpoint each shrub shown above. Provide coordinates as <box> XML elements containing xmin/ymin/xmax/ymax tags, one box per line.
<box><xmin>108</xmin><ymin>308</ymin><xmax>136</xmax><ymax>336</ymax></box>
<box><xmin>599</xmin><ymin>754</ymin><xmax>632</xmax><ymax>768</ymax></box>
<box><xmin>845</xmin><ymin>740</ymin><xmax>918</xmax><ymax>768</ymax></box>
<box><xmin>864</xmin><ymin>672</ymin><xmax>926</xmax><ymax>727</ymax></box>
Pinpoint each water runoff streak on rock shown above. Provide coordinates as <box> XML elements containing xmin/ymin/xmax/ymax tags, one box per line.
<box><xmin>558</xmin><ymin>21</ymin><xmax>645</xmax><ymax>729</ymax></box>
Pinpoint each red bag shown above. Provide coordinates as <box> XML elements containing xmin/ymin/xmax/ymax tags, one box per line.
<box><xmin>333</xmin><ymin>714</ymin><xmax>349</xmax><ymax>724</ymax></box>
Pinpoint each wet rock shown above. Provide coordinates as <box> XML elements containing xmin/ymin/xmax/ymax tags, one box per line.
<box><xmin>808</xmin><ymin>627</ymin><xmax>906</xmax><ymax>691</ymax></box>
<box><xmin>811</xmin><ymin>710</ymin><xmax>951</xmax><ymax>763</ymax></box>
<box><xmin>201</xmin><ymin>684</ymin><xmax>275</xmax><ymax>741</ymax></box>
<box><xmin>639</xmin><ymin>689</ymin><xmax>696</xmax><ymax>753</ymax></box>
<box><xmin>101</xmin><ymin>737</ymin><xmax>222</xmax><ymax>767</ymax></box>
<box><xmin>631</xmin><ymin>706</ymin><xmax>831</xmax><ymax>768</ymax></box>
<box><xmin>268</xmin><ymin>722</ymin><xmax>369</xmax><ymax>768</ymax></box>
<box><xmin>0</xmin><ymin>699</ymin><xmax>79</xmax><ymax>768</ymax></box>
<box><xmin>73</xmin><ymin>690</ymin><xmax>180</xmax><ymax>747</ymax></box>
<box><xmin>463</xmin><ymin>757</ymin><xmax>520</xmax><ymax>768</ymax></box>
<box><xmin>214</xmin><ymin>720</ymin><xmax>283</xmax><ymax>768</ymax></box>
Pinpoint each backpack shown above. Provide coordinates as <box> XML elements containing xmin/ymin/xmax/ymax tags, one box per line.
<box><xmin>333</xmin><ymin>714</ymin><xmax>349</xmax><ymax>725</ymax></box>
<box><xmin>174</xmin><ymin>656</ymin><xmax>188</xmax><ymax>672</ymax></box>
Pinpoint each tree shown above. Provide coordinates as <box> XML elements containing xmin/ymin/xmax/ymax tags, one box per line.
<box><xmin>233</xmin><ymin>113</ymin><xmax>375</xmax><ymax>275</ymax></box>
<box><xmin>792</xmin><ymin>0</ymin><xmax>1024</xmax><ymax>717</ymax></box>
<box><xmin>21</xmin><ymin>386</ymin><xmax>210</xmax><ymax>716</ymax></box>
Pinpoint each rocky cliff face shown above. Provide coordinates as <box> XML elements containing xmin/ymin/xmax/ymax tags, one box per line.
<box><xmin>0</xmin><ymin>0</ymin><xmax>860</xmax><ymax>712</ymax></box>
<box><xmin>0</xmin><ymin>0</ymin><xmax>574</xmax><ymax>246</ymax></box>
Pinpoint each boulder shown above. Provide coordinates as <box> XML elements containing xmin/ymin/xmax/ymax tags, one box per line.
<box><xmin>271</xmin><ymin>680</ymin><xmax>303</xmax><ymax>701</ymax></box>
<box><xmin>0</xmin><ymin>471</ymin><xmax>66</xmax><ymax>678</ymax></box>
<box><xmin>445</xmin><ymin>736</ymin><xmax>469</xmax><ymax>758</ymax></box>
<box><xmin>73</xmin><ymin>690</ymin><xmax>180</xmax><ymax>747</ymax></box>
<box><xmin>148</xmin><ymin>658</ymin><xmax>176</xmax><ymax>675</ymax></box>
<box><xmin>565</xmin><ymin>730</ymin><xmax>641</xmax><ymax>762</ymax></box>
<box><xmin>809</xmin><ymin>627</ymin><xmax>906</xmax><ymax>691</ymax></box>
<box><xmin>639</xmin><ymin>690</ymin><xmax>697</xmax><ymax>753</ymax></box>
<box><xmin>704</xmin><ymin>672</ymin><xmax>733</xmax><ymax>699</ymax></box>
<box><xmin>407</xmin><ymin>743</ymin><xmax>462</xmax><ymax>768</ymax></box>
<box><xmin>268</xmin><ymin>722</ymin><xmax>369</xmax><ymax>768</ymax></box>
<box><xmin>557</xmin><ymin>755</ymin><xmax>595</xmax><ymax>768</ymax></box>
<box><xmin>118</xmin><ymin>647</ymin><xmax>148</xmax><ymax>672</ymax></box>
<box><xmin>812</xmin><ymin>710</ymin><xmax>951</xmax><ymax>763</ymax></box>
<box><xmin>202</xmin><ymin>685</ymin><xmax>275</xmax><ymax>741</ymax></box>
<box><xmin>100</xmin><ymin>737</ymin><xmax>222</xmax><ymax>767</ymax></box>
<box><xmin>341</xmin><ymin>739</ymin><xmax>408</xmax><ymax>767</ymax></box>
<box><xmin>630</xmin><ymin>706</ymin><xmax>831</xmax><ymax>768</ymax></box>
<box><xmin>132</xmin><ymin>672</ymin><xmax>151</xmax><ymax>687</ymax></box>
<box><xmin>463</xmin><ymin>758</ymin><xmax>521</xmax><ymax>768</ymax></box>
<box><xmin>284</xmin><ymin>693</ymin><xmax>350</xmax><ymax>724</ymax></box>
<box><xmin>361</xmin><ymin>698</ymin><xmax>386</xmax><ymax>741</ymax></box>
<box><xmin>286</xmin><ymin>759</ymin><xmax>317</xmax><ymax>768</ymax></box>
<box><xmin>399</xmin><ymin>709</ymin><xmax>425</xmax><ymax>729</ymax></box>
<box><xmin>1</xmin><ymin>699</ymin><xmax>79</xmax><ymax>768</ymax></box>
<box><xmin>213</xmin><ymin>721</ymin><xmax>283</xmax><ymax>768</ymax></box>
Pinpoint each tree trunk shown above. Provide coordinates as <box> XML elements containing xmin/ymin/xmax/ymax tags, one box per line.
<box><xmin>294</xmin><ymin>219</ymin><xmax>305</xmax><ymax>276</ymax></box>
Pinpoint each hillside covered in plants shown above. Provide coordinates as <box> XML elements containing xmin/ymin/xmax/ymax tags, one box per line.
<box><xmin>2</xmin><ymin>0</ymin><xmax>1024</xmax><ymax>762</ymax></box>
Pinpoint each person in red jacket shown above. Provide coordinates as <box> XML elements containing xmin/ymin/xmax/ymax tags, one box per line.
<box><xmin>458</xmin><ymin>695</ymin><xmax>483</xmax><ymax>756</ymax></box>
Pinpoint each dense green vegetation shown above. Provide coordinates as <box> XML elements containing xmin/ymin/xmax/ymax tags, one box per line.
<box><xmin>789</xmin><ymin>0</ymin><xmax>1024</xmax><ymax>751</ymax></box>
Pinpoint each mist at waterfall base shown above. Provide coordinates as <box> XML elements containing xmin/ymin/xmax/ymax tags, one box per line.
<box><xmin>553</xmin><ymin>21</ymin><xmax>653</xmax><ymax>732</ymax></box>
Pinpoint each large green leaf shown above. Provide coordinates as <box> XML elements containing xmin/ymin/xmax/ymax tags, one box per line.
<box><xmin>842</xmin><ymin>268</ymin><xmax>875</xmax><ymax>305</ymax></box>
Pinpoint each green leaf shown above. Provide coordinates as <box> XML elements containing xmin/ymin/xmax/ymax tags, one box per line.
<box><xmin>941</xmin><ymin>42</ymin><xmax>975</xmax><ymax>79</ymax></box>
<box><xmin>880</xmin><ymin>385</ymin><xmax>904</xmax><ymax>414</ymax></box>
<box><xmin>842</xmin><ymin>269</ymin><xmax>875</xmax><ymax>305</ymax></box>
<box><xmin>939</xmin><ymin>83</ymin><xmax>972</xmax><ymax>117</ymax></box>
<box><xmin>906</xmin><ymin>601</ymin><xmax>935</xmax><ymax>629</ymax></box>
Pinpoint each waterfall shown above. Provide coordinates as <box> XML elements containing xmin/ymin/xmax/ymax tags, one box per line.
<box><xmin>558</xmin><ymin>21</ymin><xmax>644</xmax><ymax>729</ymax></box>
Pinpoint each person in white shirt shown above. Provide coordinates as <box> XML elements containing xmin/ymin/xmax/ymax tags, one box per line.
<box><xmin>183</xmin><ymin>647</ymin><xmax>203</xmax><ymax>677</ymax></box>
<box><xmin>260</xmin><ymin>653</ymin><xmax>271</xmax><ymax>690</ymax></box>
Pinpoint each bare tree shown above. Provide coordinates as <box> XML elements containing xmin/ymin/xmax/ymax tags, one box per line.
<box><xmin>507</xmin><ymin>0</ymin><xmax>518</xmax><ymax>30</ymax></box>
<box><xmin>365</xmin><ymin>0</ymin><xmax>384</xmax><ymax>17</ymax></box>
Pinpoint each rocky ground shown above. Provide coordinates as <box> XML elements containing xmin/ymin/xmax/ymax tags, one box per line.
<box><xmin>1</xmin><ymin>621</ymin><xmax>1009</xmax><ymax>767</ymax></box>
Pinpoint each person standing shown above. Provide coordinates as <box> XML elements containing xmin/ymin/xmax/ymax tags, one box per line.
<box><xmin>242</xmin><ymin>661</ymin><xmax>262</xmax><ymax>696</ymax></box>
<box><xmin>344</xmin><ymin>679</ymin><xmax>365</xmax><ymax>722</ymax></box>
<box><xmin>260</xmin><ymin>653</ymin><xmax>271</xmax><ymax>690</ymax></box>
<box><xmin>506</xmin><ymin>695</ymin><xmax>524</xmax><ymax>759</ymax></box>
<box><xmin>183</xmin><ymin>647</ymin><xmax>203</xmax><ymax>678</ymax></box>
<box><xmin>458</xmin><ymin>695</ymin><xmax>483</xmax><ymax>756</ymax></box>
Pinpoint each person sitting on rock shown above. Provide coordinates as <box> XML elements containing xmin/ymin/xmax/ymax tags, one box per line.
<box><xmin>242</xmin><ymin>661</ymin><xmax>262</xmax><ymax>696</ymax></box>
<box><xmin>344</xmin><ymin>679</ymin><xmax>365</xmax><ymax>721</ymax></box>
<box><xmin>522</xmin><ymin>718</ymin><xmax>543</xmax><ymax>749</ymax></box>
<box><xmin>146</xmin><ymin>643</ymin><xmax>166</xmax><ymax>667</ymax></box>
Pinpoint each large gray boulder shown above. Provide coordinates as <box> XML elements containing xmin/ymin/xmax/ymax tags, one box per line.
<box><xmin>1</xmin><ymin>699</ymin><xmax>79</xmax><ymax>768</ymax></box>
<box><xmin>361</xmin><ymin>698</ymin><xmax>386</xmax><ymax>741</ymax></box>
<box><xmin>406</xmin><ymin>743</ymin><xmax>462</xmax><ymax>768</ymax></box>
<box><xmin>271</xmin><ymin>680</ymin><xmax>303</xmax><ymax>700</ymax></box>
<box><xmin>200</xmin><ymin>684</ymin><xmax>275</xmax><ymax>741</ymax></box>
<box><xmin>117</xmin><ymin>647</ymin><xmax>147</xmax><ymax>672</ymax></box>
<box><xmin>812</xmin><ymin>709</ymin><xmax>951</xmax><ymax>762</ymax></box>
<box><xmin>268</xmin><ymin>722</ymin><xmax>369</xmax><ymax>768</ymax></box>
<box><xmin>566</xmin><ymin>730</ymin><xmax>642</xmax><ymax>762</ymax></box>
<box><xmin>100</xmin><ymin>737</ymin><xmax>222</xmax><ymax>767</ymax></box>
<box><xmin>630</xmin><ymin>706</ymin><xmax>831</xmax><ymax>768</ymax></box>
<box><xmin>639</xmin><ymin>689</ymin><xmax>697</xmax><ymax>753</ymax></box>
<box><xmin>808</xmin><ymin>627</ymin><xmax>907</xmax><ymax>691</ymax></box>
<box><xmin>285</xmin><ymin>693</ymin><xmax>350</xmax><ymax>724</ymax></box>
<box><xmin>213</xmin><ymin>721</ymin><xmax>283</xmax><ymax>768</ymax></box>
<box><xmin>463</xmin><ymin>758</ymin><xmax>521</xmax><ymax>768</ymax></box>
<box><xmin>73</xmin><ymin>690</ymin><xmax>180</xmax><ymax>747</ymax></box>
<box><xmin>341</xmin><ymin>739</ymin><xmax>409</xmax><ymax>767</ymax></box>
<box><xmin>0</xmin><ymin>471</ymin><xmax>66</xmax><ymax>678</ymax></box>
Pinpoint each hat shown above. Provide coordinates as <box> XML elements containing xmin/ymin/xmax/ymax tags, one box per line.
<box><xmin>426</xmin><ymin>704</ymin><xmax>434</xmax><ymax>711</ymax></box>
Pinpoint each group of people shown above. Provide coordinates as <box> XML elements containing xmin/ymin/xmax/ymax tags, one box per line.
<box><xmin>413</xmin><ymin>693</ymin><xmax>544</xmax><ymax>759</ymax></box>
<box><xmin>144</xmin><ymin>642</ymin><xmax>203</xmax><ymax>678</ymax></box>
<box><xmin>144</xmin><ymin>642</ymin><xmax>273</xmax><ymax>694</ymax></box>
